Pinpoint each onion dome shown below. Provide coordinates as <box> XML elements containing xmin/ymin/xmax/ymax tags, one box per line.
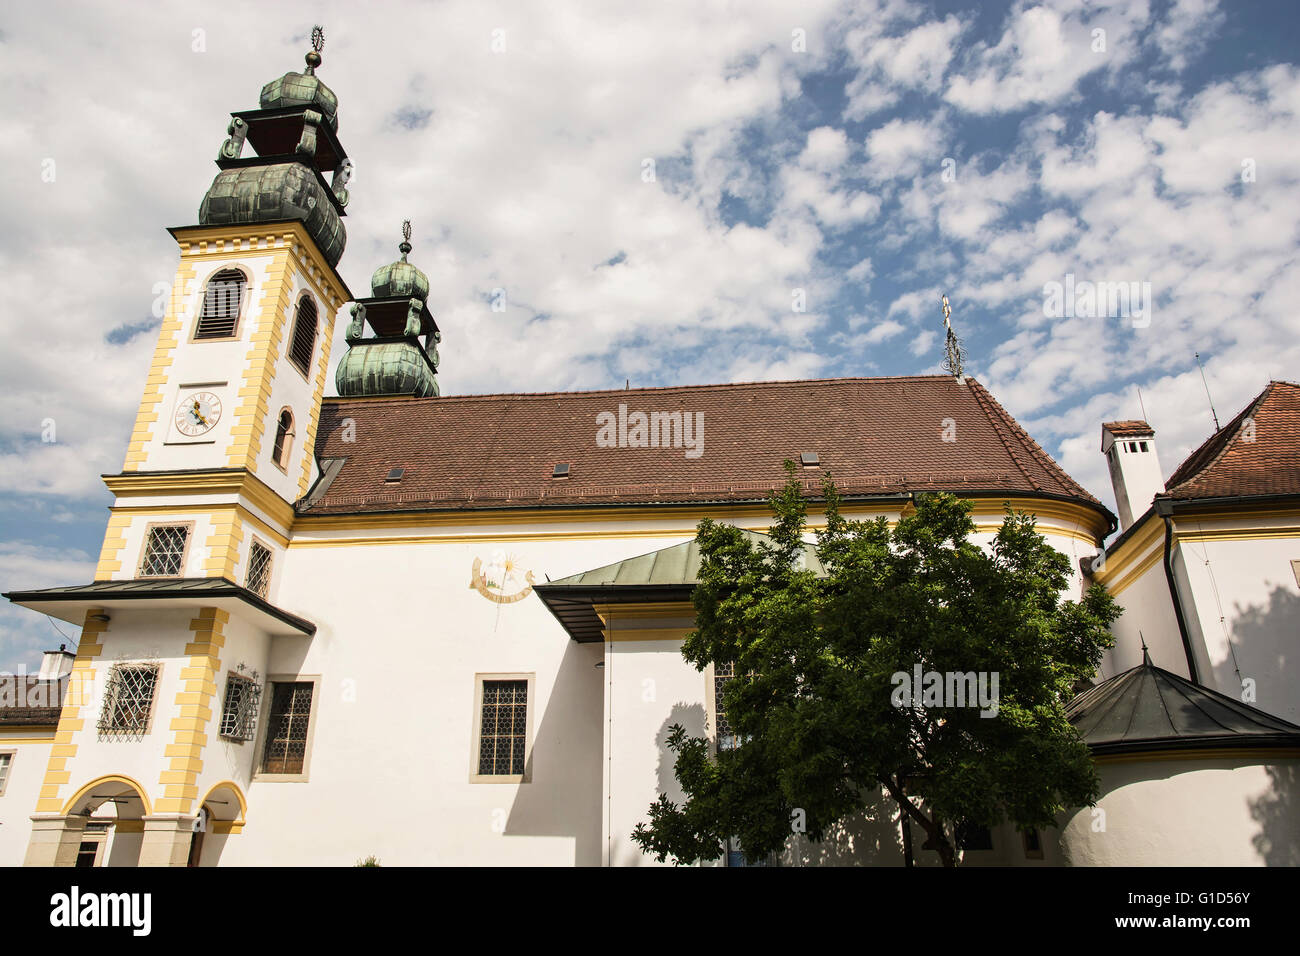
<box><xmin>260</xmin><ymin>27</ymin><xmax>339</xmax><ymax>131</ymax></box>
<box><xmin>199</xmin><ymin>164</ymin><xmax>346</xmax><ymax>267</ymax></box>
<box><xmin>370</xmin><ymin>222</ymin><xmax>429</xmax><ymax>300</ymax></box>
<box><xmin>336</xmin><ymin>341</ymin><xmax>439</xmax><ymax>398</ymax></box>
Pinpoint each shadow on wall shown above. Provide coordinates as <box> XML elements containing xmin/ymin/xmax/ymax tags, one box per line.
<box><xmin>784</xmin><ymin>789</ymin><xmax>908</xmax><ymax>867</ymax></box>
<box><xmin>1249</xmin><ymin>760</ymin><xmax>1299</xmax><ymax>866</ymax></box>
<box><xmin>1224</xmin><ymin>585</ymin><xmax>1299</xmax><ymax>719</ymax></box>
<box><xmin>503</xmin><ymin>640</ymin><xmax>604</xmax><ymax>865</ymax></box>
<box><xmin>609</xmin><ymin>702</ymin><xmax>705</xmax><ymax>867</ymax></box>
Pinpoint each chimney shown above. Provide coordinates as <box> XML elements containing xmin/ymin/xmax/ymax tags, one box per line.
<box><xmin>1101</xmin><ymin>421</ymin><xmax>1165</xmax><ymax>531</ymax></box>
<box><xmin>38</xmin><ymin>645</ymin><xmax>75</xmax><ymax>680</ymax></box>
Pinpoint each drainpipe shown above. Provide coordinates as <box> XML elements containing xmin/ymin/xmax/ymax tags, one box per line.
<box><xmin>1154</xmin><ymin>498</ymin><xmax>1199</xmax><ymax>683</ymax></box>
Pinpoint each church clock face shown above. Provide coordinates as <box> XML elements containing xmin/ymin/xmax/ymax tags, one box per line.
<box><xmin>175</xmin><ymin>391</ymin><xmax>223</xmax><ymax>437</ymax></box>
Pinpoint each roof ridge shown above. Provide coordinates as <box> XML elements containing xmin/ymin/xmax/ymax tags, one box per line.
<box><xmin>1164</xmin><ymin>382</ymin><xmax>1273</xmax><ymax>494</ymax></box>
<box><xmin>965</xmin><ymin>379</ymin><xmax>1042</xmax><ymax>493</ymax></box>
<box><xmin>321</xmin><ymin>374</ymin><xmax>964</xmax><ymax>406</ymax></box>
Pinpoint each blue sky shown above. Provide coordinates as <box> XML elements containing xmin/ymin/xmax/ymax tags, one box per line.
<box><xmin>1</xmin><ymin>0</ymin><xmax>1298</xmax><ymax>670</ymax></box>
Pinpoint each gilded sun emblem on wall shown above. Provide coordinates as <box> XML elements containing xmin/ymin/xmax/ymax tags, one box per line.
<box><xmin>470</xmin><ymin>550</ymin><xmax>536</xmax><ymax>604</ymax></box>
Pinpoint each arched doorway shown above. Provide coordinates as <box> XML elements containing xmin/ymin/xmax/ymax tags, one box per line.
<box><xmin>59</xmin><ymin>775</ymin><xmax>151</xmax><ymax>867</ymax></box>
<box><xmin>189</xmin><ymin>781</ymin><xmax>247</xmax><ymax>867</ymax></box>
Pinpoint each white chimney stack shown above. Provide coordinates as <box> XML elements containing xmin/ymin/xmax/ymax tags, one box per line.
<box><xmin>38</xmin><ymin>645</ymin><xmax>75</xmax><ymax>680</ymax></box>
<box><xmin>1101</xmin><ymin>421</ymin><xmax>1165</xmax><ymax>531</ymax></box>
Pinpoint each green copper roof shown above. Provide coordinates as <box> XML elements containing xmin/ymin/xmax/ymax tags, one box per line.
<box><xmin>335</xmin><ymin>341</ymin><xmax>438</xmax><ymax>398</ymax></box>
<box><xmin>199</xmin><ymin>163</ymin><xmax>346</xmax><ymax>267</ymax></box>
<box><xmin>545</xmin><ymin>530</ymin><xmax>825</xmax><ymax>588</ymax></box>
<box><xmin>371</xmin><ymin>223</ymin><xmax>429</xmax><ymax>299</ymax></box>
<box><xmin>260</xmin><ymin>46</ymin><xmax>339</xmax><ymax>130</ymax></box>
<box><xmin>1067</xmin><ymin>652</ymin><xmax>1300</xmax><ymax>755</ymax></box>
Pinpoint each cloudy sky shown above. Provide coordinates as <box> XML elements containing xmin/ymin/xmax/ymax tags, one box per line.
<box><xmin>1</xmin><ymin>0</ymin><xmax>1297</xmax><ymax>670</ymax></box>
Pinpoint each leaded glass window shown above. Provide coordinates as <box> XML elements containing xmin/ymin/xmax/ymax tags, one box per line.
<box><xmin>245</xmin><ymin>542</ymin><xmax>273</xmax><ymax>598</ymax></box>
<box><xmin>98</xmin><ymin>664</ymin><xmax>159</xmax><ymax>739</ymax></box>
<box><xmin>219</xmin><ymin>673</ymin><xmax>261</xmax><ymax>741</ymax></box>
<box><xmin>140</xmin><ymin>524</ymin><xmax>188</xmax><ymax>577</ymax></box>
<box><xmin>261</xmin><ymin>682</ymin><xmax>313</xmax><ymax>774</ymax></box>
<box><xmin>478</xmin><ymin>679</ymin><xmax>527</xmax><ymax>776</ymax></box>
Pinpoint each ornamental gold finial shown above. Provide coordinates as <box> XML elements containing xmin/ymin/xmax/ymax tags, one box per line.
<box><xmin>400</xmin><ymin>220</ymin><xmax>413</xmax><ymax>261</ymax></box>
<box><xmin>305</xmin><ymin>25</ymin><xmax>325</xmax><ymax>74</ymax></box>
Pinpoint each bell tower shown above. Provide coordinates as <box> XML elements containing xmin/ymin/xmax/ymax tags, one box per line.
<box><xmin>99</xmin><ymin>28</ymin><xmax>354</xmax><ymax>584</ymax></box>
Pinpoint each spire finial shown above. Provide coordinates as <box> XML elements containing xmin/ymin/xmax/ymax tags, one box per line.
<box><xmin>399</xmin><ymin>220</ymin><xmax>412</xmax><ymax>261</ymax></box>
<box><xmin>305</xmin><ymin>25</ymin><xmax>325</xmax><ymax>75</ymax></box>
<box><xmin>940</xmin><ymin>294</ymin><xmax>966</xmax><ymax>381</ymax></box>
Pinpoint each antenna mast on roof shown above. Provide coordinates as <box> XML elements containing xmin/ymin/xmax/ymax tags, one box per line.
<box><xmin>1194</xmin><ymin>352</ymin><xmax>1221</xmax><ymax>432</ymax></box>
<box><xmin>940</xmin><ymin>295</ymin><xmax>966</xmax><ymax>381</ymax></box>
<box><xmin>1136</xmin><ymin>385</ymin><xmax>1148</xmax><ymax>422</ymax></box>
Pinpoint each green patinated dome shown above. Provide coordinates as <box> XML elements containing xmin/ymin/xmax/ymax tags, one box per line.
<box><xmin>371</xmin><ymin>236</ymin><xmax>429</xmax><ymax>300</ymax></box>
<box><xmin>260</xmin><ymin>48</ymin><xmax>339</xmax><ymax>130</ymax></box>
<box><xmin>199</xmin><ymin>163</ymin><xmax>346</xmax><ymax>267</ymax></box>
<box><xmin>335</xmin><ymin>341</ymin><xmax>439</xmax><ymax>398</ymax></box>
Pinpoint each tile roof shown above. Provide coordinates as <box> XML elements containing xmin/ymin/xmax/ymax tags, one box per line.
<box><xmin>1102</xmin><ymin>420</ymin><xmax>1154</xmax><ymax>441</ymax></box>
<box><xmin>1067</xmin><ymin>653</ymin><xmax>1300</xmax><ymax>755</ymax></box>
<box><xmin>0</xmin><ymin>675</ymin><xmax>65</xmax><ymax>727</ymax></box>
<box><xmin>304</xmin><ymin>376</ymin><xmax>1109</xmax><ymax>520</ymax></box>
<box><xmin>1161</xmin><ymin>381</ymin><xmax>1300</xmax><ymax>501</ymax></box>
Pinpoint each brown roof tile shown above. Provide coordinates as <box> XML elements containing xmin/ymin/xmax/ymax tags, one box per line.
<box><xmin>303</xmin><ymin>375</ymin><xmax>1108</xmax><ymax>520</ymax></box>
<box><xmin>0</xmin><ymin>675</ymin><xmax>65</xmax><ymax>727</ymax></box>
<box><xmin>1162</xmin><ymin>381</ymin><xmax>1300</xmax><ymax>501</ymax></box>
<box><xmin>1103</xmin><ymin>420</ymin><xmax>1155</xmax><ymax>440</ymax></box>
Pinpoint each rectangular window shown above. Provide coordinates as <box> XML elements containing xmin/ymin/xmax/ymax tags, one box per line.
<box><xmin>713</xmin><ymin>662</ymin><xmax>744</xmax><ymax>751</ymax></box>
<box><xmin>97</xmin><ymin>664</ymin><xmax>160</xmax><ymax>739</ymax></box>
<box><xmin>245</xmin><ymin>541</ymin><xmax>273</xmax><ymax>598</ymax></box>
<box><xmin>139</xmin><ymin>524</ymin><xmax>190</xmax><ymax>577</ymax></box>
<box><xmin>957</xmin><ymin>820</ymin><xmax>994</xmax><ymax>851</ymax></box>
<box><xmin>219</xmin><ymin>673</ymin><xmax>262</xmax><ymax>742</ymax></box>
<box><xmin>478</xmin><ymin>680</ymin><xmax>527</xmax><ymax>776</ymax></box>
<box><xmin>1022</xmin><ymin>827</ymin><xmax>1044</xmax><ymax>859</ymax></box>
<box><xmin>260</xmin><ymin>681</ymin><xmax>314</xmax><ymax>775</ymax></box>
<box><xmin>0</xmin><ymin>752</ymin><xmax>12</xmax><ymax>796</ymax></box>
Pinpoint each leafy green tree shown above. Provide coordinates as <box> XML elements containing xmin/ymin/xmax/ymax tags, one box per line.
<box><xmin>632</xmin><ymin>465</ymin><xmax>1119</xmax><ymax>867</ymax></box>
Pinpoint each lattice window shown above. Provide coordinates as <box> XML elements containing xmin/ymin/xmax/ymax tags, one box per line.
<box><xmin>478</xmin><ymin>679</ymin><xmax>527</xmax><ymax>776</ymax></box>
<box><xmin>219</xmin><ymin>673</ymin><xmax>262</xmax><ymax>741</ymax></box>
<box><xmin>195</xmin><ymin>269</ymin><xmax>246</xmax><ymax>339</ymax></box>
<box><xmin>714</xmin><ymin>662</ymin><xmax>738</xmax><ymax>751</ymax></box>
<box><xmin>0</xmin><ymin>753</ymin><xmax>12</xmax><ymax>795</ymax></box>
<box><xmin>261</xmin><ymin>682</ymin><xmax>313</xmax><ymax>774</ymax></box>
<box><xmin>97</xmin><ymin>664</ymin><xmax>159</xmax><ymax>740</ymax></box>
<box><xmin>140</xmin><ymin>524</ymin><xmax>188</xmax><ymax>577</ymax></box>
<box><xmin>245</xmin><ymin>542</ymin><xmax>273</xmax><ymax>598</ymax></box>
<box><xmin>288</xmin><ymin>296</ymin><xmax>318</xmax><ymax>375</ymax></box>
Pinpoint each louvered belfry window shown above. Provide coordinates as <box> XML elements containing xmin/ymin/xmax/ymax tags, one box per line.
<box><xmin>261</xmin><ymin>682</ymin><xmax>313</xmax><ymax>774</ymax></box>
<box><xmin>288</xmin><ymin>296</ymin><xmax>318</xmax><ymax>375</ymax></box>
<box><xmin>271</xmin><ymin>409</ymin><xmax>294</xmax><ymax>469</ymax></box>
<box><xmin>478</xmin><ymin>680</ymin><xmax>527</xmax><ymax>776</ymax></box>
<box><xmin>195</xmin><ymin>269</ymin><xmax>245</xmax><ymax>339</ymax></box>
<box><xmin>140</xmin><ymin>525</ymin><xmax>189</xmax><ymax>577</ymax></box>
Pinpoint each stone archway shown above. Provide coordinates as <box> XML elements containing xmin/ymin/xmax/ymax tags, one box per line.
<box><xmin>188</xmin><ymin>781</ymin><xmax>248</xmax><ymax>867</ymax></box>
<box><xmin>25</xmin><ymin>774</ymin><xmax>151</xmax><ymax>867</ymax></box>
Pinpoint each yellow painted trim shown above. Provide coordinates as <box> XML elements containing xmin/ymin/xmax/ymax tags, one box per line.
<box><xmin>291</xmin><ymin>516</ymin><xmax>1102</xmax><ymax>550</ymax></box>
<box><xmin>1105</xmin><ymin>546</ymin><xmax>1165</xmax><ymax>597</ymax></box>
<box><xmin>1176</xmin><ymin>526</ymin><xmax>1300</xmax><ymax>543</ymax></box>
<box><xmin>106</xmin><ymin>502</ymin><xmax>290</xmax><ymax>550</ymax></box>
<box><xmin>225</xmin><ymin>247</ymin><xmax>292</xmax><ymax>471</ymax></box>
<box><xmin>0</xmin><ymin>735</ymin><xmax>57</xmax><ymax>744</ymax></box>
<box><xmin>594</xmin><ymin>601</ymin><xmax>696</xmax><ymax>619</ymax></box>
<box><xmin>59</xmin><ymin>773</ymin><xmax>154</xmax><ymax>818</ymax></box>
<box><xmin>121</xmin><ymin>257</ymin><xmax>195</xmax><ymax>471</ymax></box>
<box><xmin>604</xmin><ymin>628</ymin><xmax>691</xmax><ymax>642</ymax></box>
<box><xmin>112</xmin><ymin>820</ymin><xmax>145</xmax><ymax>833</ymax></box>
<box><xmin>211</xmin><ymin>821</ymin><xmax>244</xmax><ymax>834</ymax></box>
<box><xmin>103</xmin><ymin>468</ymin><xmax>295</xmax><ymax>530</ymax></box>
<box><xmin>155</xmin><ymin>608</ymin><xmax>228</xmax><ymax>815</ymax></box>
<box><xmin>293</xmin><ymin>496</ymin><xmax>1106</xmax><ymax>535</ymax></box>
<box><xmin>199</xmin><ymin>779</ymin><xmax>248</xmax><ymax>825</ymax></box>
<box><xmin>1092</xmin><ymin>516</ymin><xmax>1164</xmax><ymax>586</ymax></box>
<box><xmin>33</xmin><ymin>612</ymin><xmax>109</xmax><ymax>813</ymax></box>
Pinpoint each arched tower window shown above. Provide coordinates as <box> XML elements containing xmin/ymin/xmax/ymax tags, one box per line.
<box><xmin>288</xmin><ymin>296</ymin><xmax>318</xmax><ymax>375</ymax></box>
<box><xmin>272</xmin><ymin>408</ymin><xmax>295</xmax><ymax>470</ymax></box>
<box><xmin>195</xmin><ymin>269</ymin><xmax>246</xmax><ymax>339</ymax></box>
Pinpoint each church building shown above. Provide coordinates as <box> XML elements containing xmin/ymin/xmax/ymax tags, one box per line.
<box><xmin>2</xmin><ymin>40</ymin><xmax>1296</xmax><ymax>867</ymax></box>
